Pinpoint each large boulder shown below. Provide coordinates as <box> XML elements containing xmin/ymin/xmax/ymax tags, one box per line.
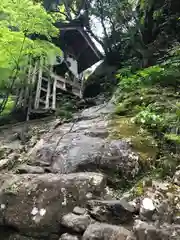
<box><xmin>173</xmin><ymin>169</ymin><xmax>180</xmax><ymax>186</ymax></box>
<box><xmin>0</xmin><ymin>228</ymin><xmax>37</xmax><ymax>240</ymax></box>
<box><xmin>121</xmin><ymin>179</ymin><xmax>180</xmax><ymax>239</ymax></box>
<box><xmin>15</xmin><ymin>164</ymin><xmax>45</xmax><ymax>174</ymax></box>
<box><xmin>80</xmin><ymin>103</ymin><xmax>115</xmax><ymax>120</ymax></box>
<box><xmin>87</xmin><ymin>199</ymin><xmax>136</xmax><ymax>225</ymax></box>
<box><xmin>28</xmin><ymin>104</ymin><xmax>141</xmax><ymax>182</ymax></box>
<box><xmin>0</xmin><ymin>172</ymin><xmax>106</xmax><ymax>237</ymax></box>
<box><xmin>82</xmin><ymin>223</ymin><xmax>131</xmax><ymax>240</ymax></box>
<box><xmin>83</xmin><ymin>61</ymin><xmax>118</xmax><ymax>98</ymax></box>
<box><xmin>133</xmin><ymin>220</ymin><xmax>180</xmax><ymax>240</ymax></box>
<box><xmin>4</xmin><ymin>235</ymin><xmax>37</xmax><ymax>240</ymax></box>
<box><xmin>59</xmin><ymin>233</ymin><xmax>80</xmax><ymax>240</ymax></box>
<box><xmin>73</xmin><ymin>206</ymin><xmax>87</xmax><ymax>215</ymax></box>
<box><xmin>61</xmin><ymin>213</ymin><xmax>91</xmax><ymax>233</ymax></box>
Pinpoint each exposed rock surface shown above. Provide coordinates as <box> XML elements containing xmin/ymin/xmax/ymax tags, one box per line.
<box><xmin>0</xmin><ymin>103</ymin><xmax>179</xmax><ymax>240</ymax></box>
<box><xmin>134</xmin><ymin>220</ymin><xmax>180</xmax><ymax>240</ymax></box>
<box><xmin>0</xmin><ymin>158</ymin><xmax>10</xmax><ymax>170</ymax></box>
<box><xmin>83</xmin><ymin>60</ymin><xmax>117</xmax><ymax>98</ymax></box>
<box><xmin>15</xmin><ymin>164</ymin><xmax>45</xmax><ymax>174</ymax></box>
<box><xmin>139</xmin><ymin>198</ymin><xmax>155</xmax><ymax>221</ymax></box>
<box><xmin>87</xmin><ymin>199</ymin><xmax>136</xmax><ymax>224</ymax></box>
<box><xmin>59</xmin><ymin>233</ymin><xmax>80</xmax><ymax>240</ymax></box>
<box><xmin>121</xmin><ymin>179</ymin><xmax>180</xmax><ymax>239</ymax></box>
<box><xmin>61</xmin><ymin>213</ymin><xmax>91</xmax><ymax>233</ymax></box>
<box><xmin>6</xmin><ymin>236</ymin><xmax>36</xmax><ymax>240</ymax></box>
<box><xmin>28</xmin><ymin>103</ymin><xmax>141</xmax><ymax>181</ymax></box>
<box><xmin>73</xmin><ymin>207</ymin><xmax>87</xmax><ymax>215</ymax></box>
<box><xmin>0</xmin><ymin>231</ymin><xmax>37</xmax><ymax>240</ymax></box>
<box><xmin>0</xmin><ymin>172</ymin><xmax>106</xmax><ymax>237</ymax></box>
<box><xmin>9</xmin><ymin>236</ymin><xmax>36</xmax><ymax>240</ymax></box>
<box><xmin>173</xmin><ymin>169</ymin><xmax>180</xmax><ymax>186</ymax></box>
<box><xmin>82</xmin><ymin>223</ymin><xmax>131</xmax><ymax>240</ymax></box>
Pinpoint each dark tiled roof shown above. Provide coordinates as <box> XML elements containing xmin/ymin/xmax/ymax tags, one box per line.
<box><xmin>53</xmin><ymin>22</ymin><xmax>103</xmax><ymax>73</ymax></box>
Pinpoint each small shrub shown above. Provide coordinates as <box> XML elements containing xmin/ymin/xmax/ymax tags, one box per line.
<box><xmin>115</xmin><ymin>103</ymin><xmax>128</xmax><ymax>115</ymax></box>
<box><xmin>0</xmin><ymin>96</ymin><xmax>15</xmax><ymax>115</ymax></box>
<box><xmin>116</xmin><ymin>56</ymin><xmax>180</xmax><ymax>92</ymax></box>
<box><xmin>165</xmin><ymin>134</ymin><xmax>180</xmax><ymax>144</ymax></box>
<box><xmin>134</xmin><ymin>108</ymin><xmax>163</xmax><ymax>128</ymax></box>
<box><xmin>55</xmin><ymin>109</ymin><xmax>73</xmax><ymax>120</ymax></box>
<box><xmin>155</xmin><ymin>154</ymin><xmax>179</xmax><ymax>178</ymax></box>
<box><xmin>116</xmin><ymin>66</ymin><xmax>133</xmax><ymax>78</ymax></box>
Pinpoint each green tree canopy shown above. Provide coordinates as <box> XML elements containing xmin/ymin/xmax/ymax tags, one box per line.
<box><xmin>0</xmin><ymin>0</ymin><xmax>62</xmax><ymax>90</ymax></box>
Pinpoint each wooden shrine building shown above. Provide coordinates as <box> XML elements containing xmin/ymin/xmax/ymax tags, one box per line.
<box><xmin>25</xmin><ymin>2</ymin><xmax>103</xmax><ymax>115</ymax></box>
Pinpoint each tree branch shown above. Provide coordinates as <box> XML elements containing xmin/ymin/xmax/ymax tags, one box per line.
<box><xmin>86</xmin><ymin>27</ymin><xmax>105</xmax><ymax>50</ymax></box>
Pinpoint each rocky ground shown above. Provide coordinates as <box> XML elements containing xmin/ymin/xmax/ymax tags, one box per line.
<box><xmin>0</xmin><ymin>102</ymin><xmax>179</xmax><ymax>239</ymax></box>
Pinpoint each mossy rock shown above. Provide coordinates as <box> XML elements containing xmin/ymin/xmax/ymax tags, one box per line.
<box><xmin>55</xmin><ymin>109</ymin><xmax>73</xmax><ymax>120</ymax></box>
<box><xmin>108</xmin><ymin>116</ymin><xmax>158</xmax><ymax>163</ymax></box>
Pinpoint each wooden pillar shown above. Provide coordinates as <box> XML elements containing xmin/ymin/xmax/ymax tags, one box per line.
<box><xmin>18</xmin><ymin>87</ymin><xmax>25</xmax><ymax>108</ymax></box>
<box><xmin>23</xmin><ymin>63</ymin><xmax>32</xmax><ymax>109</ymax></box>
<box><xmin>45</xmin><ymin>79</ymin><xmax>51</xmax><ymax>109</ymax></box>
<box><xmin>52</xmin><ymin>77</ymin><xmax>57</xmax><ymax>110</ymax></box>
<box><xmin>34</xmin><ymin>59</ymin><xmax>43</xmax><ymax>109</ymax></box>
<box><xmin>79</xmin><ymin>73</ymin><xmax>84</xmax><ymax>99</ymax></box>
<box><xmin>45</xmin><ymin>66</ymin><xmax>53</xmax><ymax>109</ymax></box>
<box><xmin>32</xmin><ymin>61</ymin><xmax>38</xmax><ymax>84</ymax></box>
<box><xmin>25</xmin><ymin>62</ymin><xmax>32</xmax><ymax>121</ymax></box>
<box><xmin>26</xmin><ymin>61</ymin><xmax>38</xmax><ymax>119</ymax></box>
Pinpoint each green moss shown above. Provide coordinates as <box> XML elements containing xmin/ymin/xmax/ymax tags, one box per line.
<box><xmin>130</xmin><ymin>178</ymin><xmax>180</xmax><ymax>199</ymax></box>
<box><xmin>154</xmin><ymin>152</ymin><xmax>180</xmax><ymax>178</ymax></box>
<box><xmin>112</xmin><ymin>59</ymin><xmax>180</xmax><ymax>186</ymax></box>
<box><xmin>55</xmin><ymin>109</ymin><xmax>73</xmax><ymax>120</ymax></box>
<box><xmin>132</xmin><ymin>180</ymin><xmax>144</xmax><ymax>197</ymax></box>
<box><xmin>114</xmin><ymin>87</ymin><xmax>172</xmax><ymax>117</ymax></box>
<box><xmin>115</xmin><ymin>103</ymin><xmax>129</xmax><ymax>115</ymax></box>
<box><xmin>0</xmin><ymin>148</ymin><xmax>6</xmax><ymax>159</ymax></box>
<box><xmin>165</xmin><ymin>133</ymin><xmax>180</xmax><ymax>144</ymax></box>
<box><xmin>108</xmin><ymin>116</ymin><xmax>158</xmax><ymax>162</ymax></box>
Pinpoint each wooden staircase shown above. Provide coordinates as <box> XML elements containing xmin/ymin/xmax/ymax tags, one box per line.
<box><xmin>31</xmin><ymin>61</ymin><xmax>82</xmax><ymax>114</ymax></box>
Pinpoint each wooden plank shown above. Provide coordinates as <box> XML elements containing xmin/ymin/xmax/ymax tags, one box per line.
<box><xmin>18</xmin><ymin>87</ymin><xmax>25</xmax><ymax>107</ymax></box>
<box><xmin>27</xmin><ymin>61</ymin><xmax>38</xmax><ymax>117</ymax></box>
<box><xmin>39</xmin><ymin>99</ymin><xmax>46</xmax><ymax>103</ymax></box>
<box><xmin>50</xmin><ymin>73</ymin><xmax>65</xmax><ymax>84</ymax></box>
<box><xmin>45</xmin><ymin>78</ymin><xmax>51</xmax><ymax>109</ymax></box>
<box><xmin>50</xmin><ymin>72</ymin><xmax>80</xmax><ymax>89</ymax></box>
<box><xmin>26</xmin><ymin>60</ymin><xmax>33</xmax><ymax>121</ymax></box>
<box><xmin>30</xmin><ymin>109</ymin><xmax>50</xmax><ymax>114</ymax></box>
<box><xmin>32</xmin><ymin>62</ymin><xmax>38</xmax><ymax>84</ymax></box>
<box><xmin>72</xmin><ymin>89</ymin><xmax>81</xmax><ymax>97</ymax></box>
<box><xmin>41</xmin><ymin>87</ymin><xmax>47</xmax><ymax>92</ymax></box>
<box><xmin>34</xmin><ymin>59</ymin><xmax>43</xmax><ymax>109</ymax></box>
<box><xmin>65</xmin><ymin>79</ymin><xmax>80</xmax><ymax>89</ymax></box>
<box><xmin>56</xmin><ymin>81</ymin><xmax>66</xmax><ymax>90</ymax></box>
<box><xmin>42</xmin><ymin>77</ymin><xmax>48</xmax><ymax>82</ymax></box>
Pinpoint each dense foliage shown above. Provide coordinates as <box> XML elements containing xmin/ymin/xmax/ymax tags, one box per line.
<box><xmin>113</xmin><ymin>44</ymin><xmax>180</xmax><ymax>178</ymax></box>
<box><xmin>0</xmin><ymin>0</ymin><xmax>61</xmax><ymax>92</ymax></box>
<box><xmin>88</xmin><ymin>0</ymin><xmax>180</xmax><ymax>66</ymax></box>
